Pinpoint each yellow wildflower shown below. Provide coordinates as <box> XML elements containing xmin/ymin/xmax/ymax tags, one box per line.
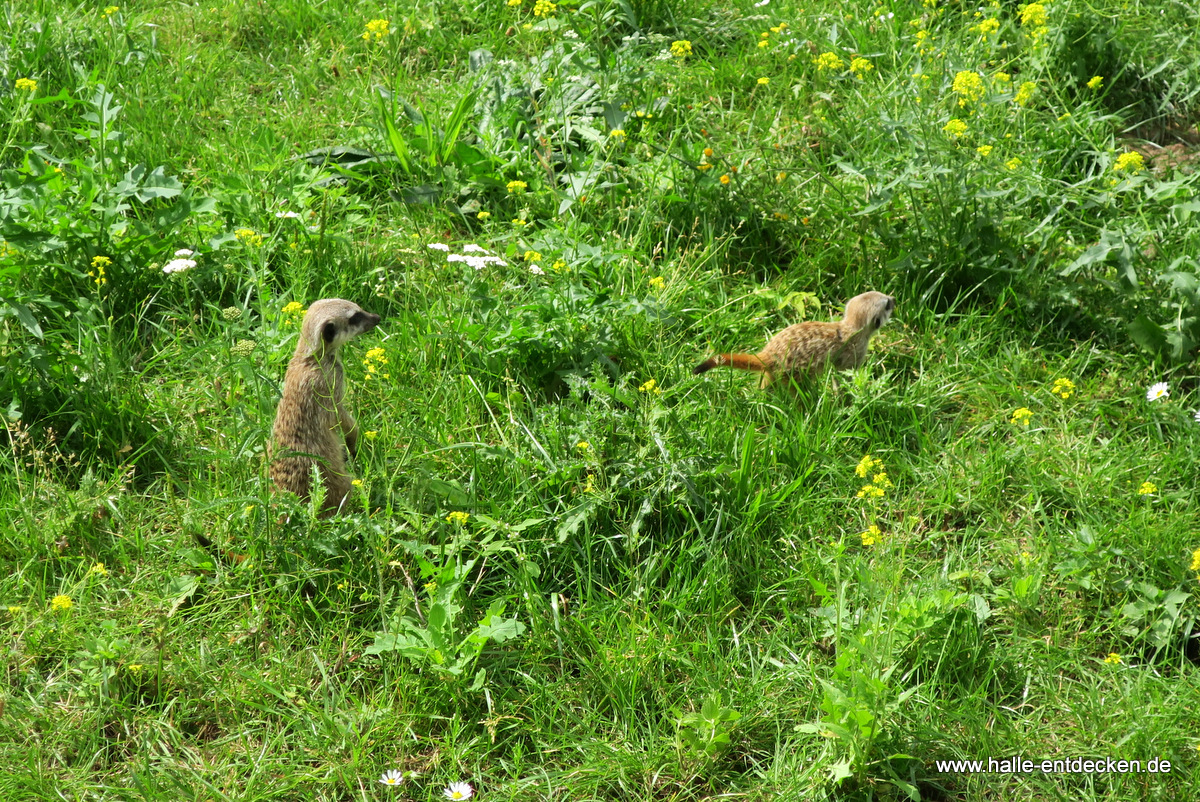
<box><xmin>362</xmin><ymin>19</ymin><xmax>390</xmax><ymax>41</ymax></box>
<box><xmin>1137</xmin><ymin>481</ymin><xmax>1157</xmax><ymax>496</ymax></box>
<box><xmin>102</xmin><ymin>5</ymin><xmax>119</xmax><ymax>16</ymax></box>
<box><xmin>576</xmin><ymin>441</ymin><xmax>591</xmax><ymax>452</ymax></box>
<box><xmin>648</xmin><ymin>276</ymin><xmax>665</xmax><ymax>290</ymax></box>
<box><xmin>814</xmin><ymin>52</ymin><xmax>843</xmax><ymax>71</ymax></box>
<box><xmin>719</xmin><ymin>174</ymin><xmax>731</xmax><ymax>185</ymax></box>
<box><xmin>51</xmin><ymin>595</ymin><xmax>73</xmax><ymax>611</ymax></box>
<box><xmin>1189</xmin><ymin>548</ymin><xmax>1200</xmax><ymax>572</ymax></box>
<box><xmin>860</xmin><ymin>524</ymin><xmax>882</xmax><ymax>546</ymax></box>
<box><xmin>532</xmin><ymin>0</ymin><xmax>556</xmax><ymax>16</ymax></box>
<box><xmin>234</xmin><ymin>227</ymin><xmax>263</xmax><ymax>247</ymax></box>
<box><xmin>639</xmin><ymin>379</ymin><xmax>662</xmax><ymax>395</ymax></box>
<box><xmin>1051</xmin><ymin>378</ymin><xmax>1075</xmax><ymax>399</ymax></box>
<box><xmin>1113</xmin><ymin>151</ymin><xmax>1144</xmax><ymax>173</ymax></box>
<box><xmin>506</xmin><ymin>180</ymin><xmax>527</xmax><ymax>193</ymax></box>
<box><xmin>970</xmin><ymin>18</ymin><xmax>1000</xmax><ymax>36</ymax></box>
<box><xmin>1005</xmin><ymin>157</ymin><xmax>1022</xmax><ymax>170</ymax></box>
<box><xmin>523</xmin><ymin>250</ymin><xmax>542</xmax><ymax>262</ymax></box>
<box><xmin>1103</xmin><ymin>652</ymin><xmax>1121</xmax><ymax>665</ymax></box>
<box><xmin>942</xmin><ymin>118</ymin><xmax>968</xmax><ymax>138</ymax></box>
<box><xmin>1087</xmin><ymin>75</ymin><xmax>1104</xmax><ymax>90</ymax></box>
<box><xmin>609</xmin><ymin>129</ymin><xmax>626</xmax><ymax>138</ymax></box>
<box><xmin>90</xmin><ymin>562</ymin><xmax>108</xmax><ymax>577</ymax></box>
<box><xmin>364</xmin><ymin>430</ymin><xmax>378</xmax><ymax>440</ymax></box>
<box><xmin>757</xmin><ymin>77</ymin><xmax>769</xmax><ymax>86</ymax></box>
<box><xmin>1010</xmin><ymin>407</ymin><xmax>1033</xmax><ymax>426</ymax></box>
<box><xmin>446</xmin><ymin>511</ymin><xmax>470</xmax><ymax>525</ymax></box>
<box><xmin>363</xmin><ymin>347</ymin><xmax>389</xmax><ymax>380</ymax></box>
<box><xmin>15</xmin><ymin>77</ymin><xmax>37</xmax><ymax>92</ymax></box>
<box><xmin>670</xmin><ymin>40</ymin><xmax>692</xmax><ymax>58</ymax></box>
<box><xmin>976</xmin><ymin>145</ymin><xmax>994</xmax><ymax>157</ymax></box>
<box><xmin>952</xmin><ymin>71</ymin><xmax>985</xmax><ymax>106</ymax></box>
<box><xmin>1014</xmin><ymin>81</ymin><xmax>1036</xmax><ymax>106</ymax></box>
<box><xmin>849</xmin><ymin>57</ymin><xmax>873</xmax><ymax>77</ymax></box>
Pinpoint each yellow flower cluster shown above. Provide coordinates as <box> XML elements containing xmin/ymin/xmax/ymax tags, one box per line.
<box><xmin>609</xmin><ymin>128</ymin><xmax>626</xmax><ymax>138</ymax></box>
<box><xmin>756</xmin><ymin>77</ymin><xmax>769</xmax><ymax>86</ymax></box>
<box><xmin>102</xmin><ymin>5</ymin><xmax>119</xmax><ymax>17</ymax></box>
<box><xmin>362</xmin><ymin>19</ymin><xmax>389</xmax><ymax>41</ymax></box>
<box><xmin>1087</xmin><ymin>75</ymin><xmax>1104</xmax><ymax>90</ymax></box>
<box><xmin>855</xmin><ymin>455</ymin><xmax>893</xmax><ymax>499</ymax></box>
<box><xmin>51</xmin><ymin>595</ymin><xmax>73</xmax><ymax>611</ymax></box>
<box><xmin>970</xmin><ymin>18</ymin><xmax>1000</xmax><ymax>37</ymax></box>
<box><xmin>1190</xmin><ymin>548</ymin><xmax>1200</xmax><ymax>573</ymax></box>
<box><xmin>814</xmin><ymin>52</ymin><xmax>843</xmax><ymax>71</ymax></box>
<box><xmin>90</xmin><ymin>562</ymin><xmax>108</xmax><ymax>577</ymax></box>
<box><xmin>976</xmin><ymin>145</ymin><xmax>994</xmax><ymax>157</ymax></box>
<box><xmin>524</xmin><ymin>250</ymin><xmax>542</xmax><ymax>262</ymax></box>
<box><xmin>1113</xmin><ymin>151</ymin><xmax>1144</xmax><ymax>172</ymax></box>
<box><xmin>1005</xmin><ymin>157</ymin><xmax>1022</xmax><ymax>170</ymax></box>
<box><xmin>16</xmin><ymin>77</ymin><xmax>38</xmax><ymax>92</ymax></box>
<box><xmin>235</xmin><ymin>227</ymin><xmax>264</xmax><ymax>247</ymax></box>
<box><xmin>281</xmin><ymin>301</ymin><xmax>306</xmax><ymax>327</ymax></box>
<box><xmin>506</xmin><ymin>180</ymin><xmax>527</xmax><ymax>193</ymax></box>
<box><xmin>363</xmin><ymin>347</ymin><xmax>390</xmax><ymax>380</ymax></box>
<box><xmin>1019</xmin><ymin>3</ymin><xmax>1048</xmax><ymax>39</ymax></box>
<box><xmin>1014</xmin><ymin>81</ymin><xmax>1036</xmax><ymax>106</ymax></box>
<box><xmin>89</xmin><ymin>255</ymin><xmax>111</xmax><ymax>286</ymax></box>
<box><xmin>532</xmin><ymin>0</ymin><xmax>556</xmax><ymax>17</ymax></box>
<box><xmin>942</xmin><ymin>118</ymin><xmax>968</xmax><ymax>138</ymax></box>
<box><xmin>849</xmin><ymin>58</ymin><xmax>873</xmax><ymax>78</ymax></box>
<box><xmin>952</xmin><ymin>71</ymin><xmax>985</xmax><ymax>106</ymax></box>
<box><xmin>639</xmin><ymin>378</ymin><xmax>662</xmax><ymax>395</ymax></box>
<box><xmin>1137</xmin><ymin>481</ymin><xmax>1157</xmax><ymax>496</ymax></box>
<box><xmin>1051</xmin><ymin>378</ymin><xmax>1075</xmax><ymax>399</ymax></box>
<box><xmin>860</xmin><ymin>524</ymin><xmax>882</xmax><ymax>546</ymax></box>
<box><xmin>446</xmin><ymin>511</ymin><xmax>470</xmax><ymax>525</ymax></box>
<box><xmin>1010</xmin><ymin>407</ymin><xmax>1033</xmax><ymax>426</ymax></box>
<box><xmin>1103</xmin><ymin>652</ymin><xmax>1121</xmax><ymax>665</ymax></box>
<box><xmin>576</xmin><ymin>441</ymin><xmax>591</xmax><ymax>452</ymax></box>
<box><xmin>648</xmin><ymin>276</ymin><xmax>665</xmax><ymax>290</ymax></box>
<box><xmin>671</xmin><ymin>40</ymin><xmax>692</xmax><ymax>58</ymax></box>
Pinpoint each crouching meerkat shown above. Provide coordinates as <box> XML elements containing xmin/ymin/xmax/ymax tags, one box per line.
<box><xmin>693</xmin><ymin>290</ymin><xmax>895</xmax><ymax>388</ymax></box>
<box><xmin>270</xmin><ymin>298</ymin><xmax>381</xmax><ymax>515</ymax></box>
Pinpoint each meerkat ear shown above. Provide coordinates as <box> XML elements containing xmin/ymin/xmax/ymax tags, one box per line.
<box><xmin>322</xmin><ymin>322</ymin><xmax>337</xmax><ymax>344</ymax></box>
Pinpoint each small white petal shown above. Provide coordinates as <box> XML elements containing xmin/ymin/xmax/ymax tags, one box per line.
<box><xmin>443</xmin><ymin>782</ymin><xmax>474</xmax><ymax>800</ymax></box>
<box><xmin>428</xmin><ymin>243</ymin><xmax>450</xmax><ymax>252</ymax></box>
<box><xmin>530</xmin><ymin>265</ymin><xmax>545</xmax><ymax>275</ymax></box>
<box><xmin>274</xmin><ymin>211</ymin><xmax>301</xmax><ymax>219</ymax></box>
<box><xmin>162</xmin><ymin>258</ymin><xmax>197</xmax><ymax>274</ymax></box>
<box><xmin>1146</xmin><ymin>382</ymin><xmax>1169</xmax><ymax>402</ymax></box>
<box><xmin>173</xmin><ymin>248</ymin><xmax>194</xmax><ymax>256</ymax></box>
<box><xmin>461</xmin><ymin>244</ymin><xmax>488</xmax><ymax>253</ymax></box>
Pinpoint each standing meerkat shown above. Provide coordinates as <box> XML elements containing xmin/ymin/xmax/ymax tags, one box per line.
<box><xmin>270</xmin><ymin>298</ymin><xmax>381</xmax><ymax>515</ymax></box>
<box><xmin>693</xmin><ymin>290</ymin><xmax>895</xmax><ymax>388</ymax></box>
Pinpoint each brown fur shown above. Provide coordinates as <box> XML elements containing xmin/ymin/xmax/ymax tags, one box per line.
<box><xmin>694</xmin><ymin>290</ymin><xmax>895</xmax><ymax>388</ymax></box>
<box><xmin>270</xmin><ymin>299</ymin><xmax>381</xmax><ymax>515</ymax></box>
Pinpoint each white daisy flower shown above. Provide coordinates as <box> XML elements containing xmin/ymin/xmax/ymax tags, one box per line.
<box><xmin>1146</xmin><ymin>382</ymin><xmax>1169</xmax><ymax>402</ymax></box>
<box><xmin>444</xmin><ymin>782</ymin><xmax>474</xmax><ymax>800</ymax></box>
<box><xmin>378</xmin><ymin>770</ymin><xmax>406</xmax><ymax>786</ymax></box>
<box><xmin>162</xmin><ymin>258</ymin><xmax>197</xmax><ymax>274</ymax></box>
<box><xmin>173</xmin><ymin>248</ymin><xmax>194</xmax><ymax>257</ymax></box>
<box><xmin>428</xmin><ymin>243</ymin><xmax>450</xmax><ymax>252</ymax></box>
<box><xmin>1193</xmin><ymin>410</ymin><xmax>1200</xmax><ymax>423</ymax></box>
<box><xmin>275</xmin><ymin>211</ymin><xmax>301</xmax><ymax>219</ymax></box>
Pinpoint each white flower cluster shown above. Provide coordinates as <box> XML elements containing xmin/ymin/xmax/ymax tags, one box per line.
<box><xmin>429</xmin><ymin>242</ymin><xmax>506</xmax><ymax>271</ymax></box>
<box><xmin>163</xmin><ymin>248</ymin><xmax>197</xmax><ymax>274</ymax></box>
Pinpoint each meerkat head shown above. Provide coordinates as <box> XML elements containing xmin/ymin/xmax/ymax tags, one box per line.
<box><xmin>295</xmin><ymin>298</ymin><xmax>381</xmax><ymax>360</ymax></box>
<box><xmin>844</xmin><ymin>291</ymin><xmax>896</xmax><ymax>333</ymax></box>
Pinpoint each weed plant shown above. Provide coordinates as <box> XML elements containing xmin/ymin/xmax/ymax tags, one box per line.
<box><xmin>2</xmin><ymin>1</ymin><xmax>1200</xmax><ymax>800</ymax></box>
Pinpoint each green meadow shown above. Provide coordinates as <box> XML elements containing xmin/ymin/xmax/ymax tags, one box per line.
<box><xmin>3</xmin><ymin>0</ymin><xmax>1200</xmax><ymax>799</ymax></box>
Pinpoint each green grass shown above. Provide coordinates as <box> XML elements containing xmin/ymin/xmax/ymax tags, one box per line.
<box><xmin>3</xmin><ymin>0</ymin><xmax>1200</xmax><ymax>799</ymax></box>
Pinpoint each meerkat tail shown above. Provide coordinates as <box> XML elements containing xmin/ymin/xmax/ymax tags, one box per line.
<box><xmin>693</xmin><ymin>353</ymin><xmax>768</xmax><ymax>375</ymax></box>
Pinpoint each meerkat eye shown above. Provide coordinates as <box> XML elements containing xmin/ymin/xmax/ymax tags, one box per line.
<box><xmin>349</xmin><ymin>312</ymin><xmax>364</xmax><ymax>326</ymax></box>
